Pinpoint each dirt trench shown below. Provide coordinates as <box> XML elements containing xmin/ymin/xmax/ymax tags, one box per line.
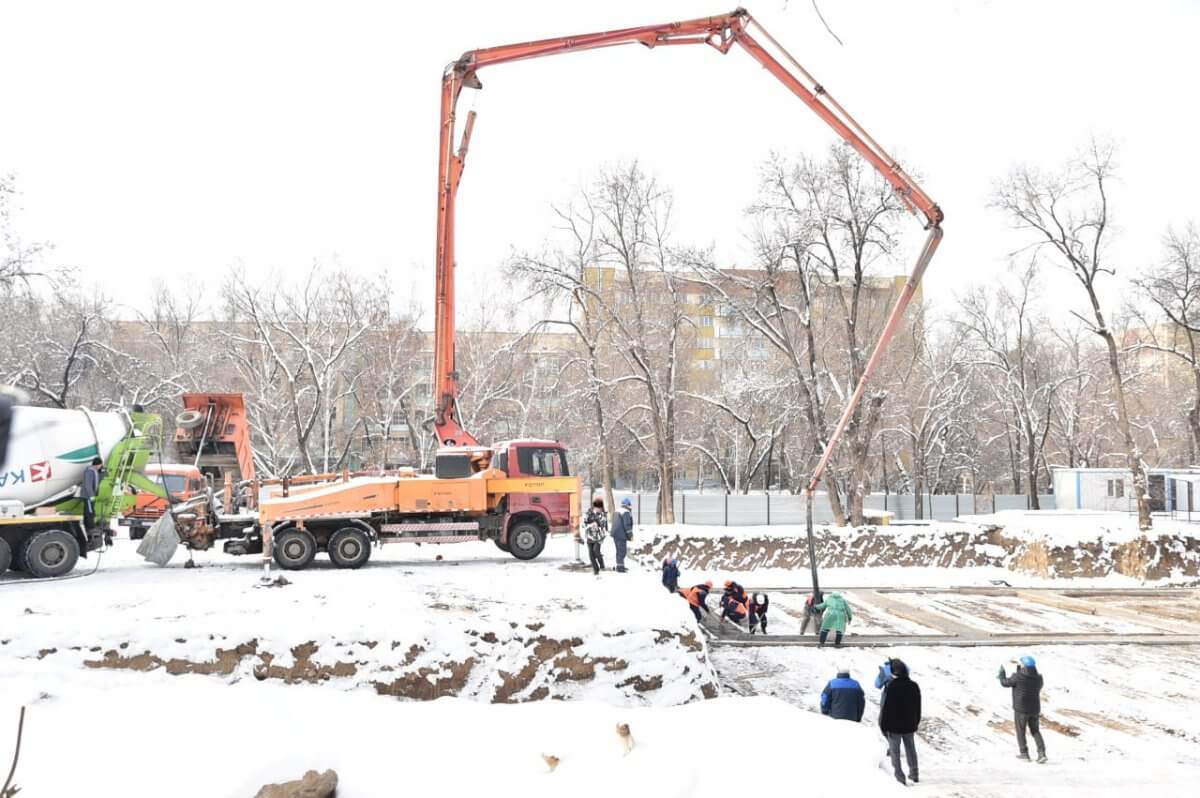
<box><xmin>72</xmin><ymin>628</ymin><xmax>716</xmax><ymax>704</ymax></box>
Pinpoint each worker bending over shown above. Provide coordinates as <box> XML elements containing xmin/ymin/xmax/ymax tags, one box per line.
<box><xmin>678</xmin><ymin>581</ymin><xmax>714</xmax><ymax>622</ymax></box>
<box><xmin>748</xmin><ymin>592</ymin><xmax>769</xmax><ymax>634</ymax></box>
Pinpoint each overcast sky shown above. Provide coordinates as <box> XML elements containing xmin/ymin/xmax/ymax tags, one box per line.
<box><xmin>2</xmin><ymin>0</ymin><xmax>1198</xmax><ymax>323</ymax></box>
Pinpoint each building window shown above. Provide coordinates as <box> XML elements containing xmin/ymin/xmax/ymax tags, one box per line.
<box><xmin>1107</xmin><ymin>479</ymin><xmax>1124</xmax><ymax>498</ymax></box>
<box><xmin>701</xmin><ymin>315</ymin><xmax>713</xmax><ymax>327</ymax></box>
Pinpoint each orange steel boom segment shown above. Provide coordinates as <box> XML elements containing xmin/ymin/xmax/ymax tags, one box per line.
<box><xmin>432</xmin><ymin>8</ymin><xmax>944</xmax><ymax>476</ymax></box>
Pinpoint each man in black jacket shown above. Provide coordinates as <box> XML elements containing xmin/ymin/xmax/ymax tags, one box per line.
<box><xmin>878</xmin><ymin>659</ymin><xmax>921</xmax><ymax>785</ymax></box>
<box><xmin>999</xmin><ymin>655</ymin><xmax>1047</xmax><ymax>763</ymax></box>
<box><xmin>609</xmin><ymin>497</ymin><xmax>634</xmax><ymax>572</ymax></box>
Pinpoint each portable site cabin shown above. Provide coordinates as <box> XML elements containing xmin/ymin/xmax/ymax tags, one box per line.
<box><xmin>1051</xmin><ymin>466</ymin><xmax>1200</xmax><ymax>515</ymax></box>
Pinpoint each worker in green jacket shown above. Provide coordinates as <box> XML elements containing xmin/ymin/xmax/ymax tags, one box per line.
<box><xmin>815</xmin><ymin>591</ymin><xmax>852</xmax><ymax>648</ymax></box>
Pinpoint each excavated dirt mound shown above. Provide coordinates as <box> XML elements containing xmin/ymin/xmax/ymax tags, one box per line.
<box><xmin>633</xmin><ymin>525</ymin><xmax>1200</xmax><ymax>580</ymax></box>
<box><xmin>45</xmin><ymin>627</ymin><xmax>717</xmax><ymax>704</ymax></box>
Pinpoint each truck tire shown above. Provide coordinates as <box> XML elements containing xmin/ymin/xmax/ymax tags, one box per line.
<box><xmin>493</xmin><ymin>537</ymin><xmax>510</xmax><ymax>553</ymax></box>
<box><xmin>23</xmin><ymin>529</ymin><xmax>80</xmax><ymax>578</ymax></box>
<box><xmin>328</xmin><ymin>527</ymin><xmax>371</xmax><ymax>569</ymax></box>
<box><xmin>273</xmin><ymin>528</ymin><xmax>317</xmax><ymax>570</ymax></box>
<box><xmin>0</xmin><ymin>538</ymin><xmax>11</xmax><ymax>575</ymax></box>
<box><xmin>507</xmin><ymin>522</ymin><xmax>546</xmax><ymax>561</ymax></box>
<box><xmin>130</xmin><ymin>525</ymin><xmax>147</xmax><ymax>541</ymax></box>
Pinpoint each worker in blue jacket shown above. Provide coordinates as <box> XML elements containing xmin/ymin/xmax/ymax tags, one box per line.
<box><xmin>820</xmin><ymin>665</ymin><xmax>866</xmax><ymax>722</ymax></box>
<box><xmin>661</xmin><ymin>557</ymin><xmax>680</xmax><ymax>593</ymax></box>
<box><xmin>876</xmin><ymin>659</ymin><xmax>896</xmax><ymax>690</ymax></box>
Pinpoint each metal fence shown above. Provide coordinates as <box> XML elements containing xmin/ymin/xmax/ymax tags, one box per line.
<box><xmin>591</xmin><ymin>490</ymin><xmax>1057</xmax><ymax>525</ymax></box>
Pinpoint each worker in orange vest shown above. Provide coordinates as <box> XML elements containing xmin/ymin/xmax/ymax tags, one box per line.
<box><xmin>678</xmin><ymin>581</ymin><xmax>714</xmax><ymax>622</ymax></box>
<box><xmin>721</xmin><ymin>591</ymin><xmax>749</xmax><ymax>627</ymax></box>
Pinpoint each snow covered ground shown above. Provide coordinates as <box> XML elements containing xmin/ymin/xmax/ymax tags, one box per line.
<box><xmin>713</xmin><ymin>643</ymin><xmax>1200</xmax><ymax>797</ymax></box>
<box><xmin>1</xmin><ymin>535</ymin><xmax>713</xmax><ymax>705</ymax></box>
<box><xmin>0</xmin><ymin>660</ymin><xmax>906</xmax><ymax>797</ymax></box>
<box><xmin>4</xmin><ymin>520</ymin><xmax>1198</xmax><ymax>796</ymax></box>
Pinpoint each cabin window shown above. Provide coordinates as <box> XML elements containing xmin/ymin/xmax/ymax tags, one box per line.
<box><xmin>158</xmin><ymin>474</ymin><xmax>189</xmax><ymax>493</ymax></box>
<box><xmin>517</xmin><ymin>447</ymin><xmax>562</xmax><ymax>477</ymax></box>
<box><xmin>1107</xmin><ymin>479</ymin><xmax>1124</xmax><ymax>498</ymax></box>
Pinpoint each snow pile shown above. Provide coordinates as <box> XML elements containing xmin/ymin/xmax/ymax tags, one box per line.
<box><xmin>966</xmin><ymin>511</ymin><xmax>1200</xmax><ymax>580</ymax></box>
<box><xmin>633</xmin><ymin>514</ymin><xmax>1200</xmax><ymax>581</ymax></box>
<box><xmin>634</xmin><ymin>522</ymin><xmax>1007</xmax><ymax>571</ymax></box>
<box><xmin>0</xmin><ymin>538</ymin><xmax>715</xmax><ymax>704</ymax></box>
<box><xmin>0</xmin><ymin>662</ymin><xmax>906</xmax><ymax>797</ymax></box>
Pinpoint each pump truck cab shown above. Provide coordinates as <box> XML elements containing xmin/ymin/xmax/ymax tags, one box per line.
<box><xmin>0</xmin><ymin>404</ymin><xmax>165</xmax><ymax>578</ymax></box>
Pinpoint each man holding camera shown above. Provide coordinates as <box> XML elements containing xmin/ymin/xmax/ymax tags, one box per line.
<box><xmin>999</xmin><ymin>655</ymin><xmax>1047</xmax><ymax>764</ymax></box>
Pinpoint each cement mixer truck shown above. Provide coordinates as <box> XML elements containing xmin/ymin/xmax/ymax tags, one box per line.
<box><xmin>0</xmin><ymin>405</ymin><xmax>165</xmax><ymax>578</ymax></box>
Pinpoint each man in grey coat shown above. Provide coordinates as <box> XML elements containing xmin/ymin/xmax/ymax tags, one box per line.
<box><xmin>81</xmin><ymin>456</ymin><xmax>103</xmax><ymax>540</ymax></box>
<box><xmin>609</xmin><ymin>497</ymin><xmax>634</xmax><ymax>572</ymax></box>
<box><xmin>999</xmin><ymin>655</ymin><xmax>1047</xmax><ymax>763</ymax></box>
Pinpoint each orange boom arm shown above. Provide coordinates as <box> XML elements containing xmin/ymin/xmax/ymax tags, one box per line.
<box><xmin>432</xmin><ymin>7</ymin><xmax>944</xmax><ymax>477</ymax></box>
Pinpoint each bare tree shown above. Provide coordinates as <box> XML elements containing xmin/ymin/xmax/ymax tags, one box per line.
<box><xmin>958</xmin><ymin>262</ymin><xmax>1072</xmax><ymax>505</ymax></box>
<box><xmin>0</xmin><ymin>176</ymin><xmax>46</xmax><ymax>288</ymax></box>
<box><xmin>595</xmin><ymin>165</ymin><xmax>692</xmax><ymax>523</ymax></box>
<box><xmin>510</xmin><ymin>191</ymin><xmax>619</xmax><ymax>514</ymax></box>
<box><xmin>221</xmin><ymin>264</ymin><xmax>383</xmax><ymax>475</ymax></box>
<box><xmin>1134</xmin><ymin>223</ymin><xmax>1200</xmax><ymax>461</ymax></box>
<box><xmin>2</xmin><ymin>284</ymin><xmax>111</xmax><ymax>409</ymax></box>
<box><xmin>520</xmin><ymin>164</ymin><xmax>688</xmax><ymax>522</ymax></box>
<box><xmin>349</xmin><ymin>299</ymin><xmax>427</xmax><ymax>469</ymax></box>
<box><xmin>885</xmin><ymin>317</ymin><xmax>971</xmax><ymax>517</ymax></box>
<box><xmin>993</xmin><ymin>142</ymin><xmax>1152</xmax><ymax>529</ymax></box>
<box><xmin>696</xmin><ymin>144</ymin><xmax>906</xmax><ymax>524</ymax></box>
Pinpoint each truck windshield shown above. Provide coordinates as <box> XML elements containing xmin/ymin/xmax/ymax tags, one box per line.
<box><xmin>157</xmin><ymin>474</ymin><xmax>190</xmax><ymax>493</ymax></box>
<box><xmin>517</xmin><ymin>447</ymin><xmax>567</xmax><ymax>477</ymax></box>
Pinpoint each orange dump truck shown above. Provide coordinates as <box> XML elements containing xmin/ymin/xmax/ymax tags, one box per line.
<box><xmin>170</xmin><ymin>438</ymin><xmax>580</xmax><ymax>570</ymax></box>
<box><xmin>119</xmin><ymin>463</ymin><xmax>205</xmax><ymax>540</ymax></box>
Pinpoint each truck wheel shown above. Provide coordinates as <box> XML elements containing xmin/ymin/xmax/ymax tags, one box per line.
<box><xmin>0</xmin><ymin>538</ymin><xmax>11</xmax><ymax>574</ymax></box>
<box><xmin>130</xmin><ymin>525</ymin><xmax>147</xmax><ymax>541</ymax></box>
<box><xmin>328</xmin><ymin>527</ymin><xmax>371</xmax><ymax>569</ymax></box>
<box><xmin>507</xmin><ymin>522</ymin><xmax>545</xmax><ymax>561</ymax></box>
<box><xmin>273</xmin><ymin>528</ymin><xmax>317</xmax><ymax>570</ymax></box>
<box><xmin>24</xmin><ymin>529</ymin><xmax>80</xmax><ymax>578</ymax></box>
<box><xmin>493</xmin><ymin>537</ymin><xmax>510</xmax><ymax>553</ymax></box>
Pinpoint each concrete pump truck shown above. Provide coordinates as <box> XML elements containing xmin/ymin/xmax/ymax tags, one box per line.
<box><xmin>139</xmin><ymin>7</ymin><xmax>942</xmax><ymax>576</ymax></box>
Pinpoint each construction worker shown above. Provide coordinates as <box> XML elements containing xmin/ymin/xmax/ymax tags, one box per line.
<box><xmin>678</xmin><ymin>581</ymin><xmax>714</xmax><ymax>622</ymax></box>
<box><xmin>610</xmin><ymin>497</ymin><xmax>634</xmax><ymax>572</ymax></box>
<box><xmin>999</xmin><ymin>656</ymin><xmax>1047</xmax><ymax>763</ymax></box>
<box><xmin>747</xmin><ymin>592</ymin><xmax>769</xmax><ymax>634</ymax></box>
<box><xmin>820</xmin><ymin>664</ymin><xmax>865</xmax><ymax>722</ymax></box>
<box><xmin>879</xmin><ymin>659</ymin><xmax>921</xmax><ymax>786</ymax></box>
<box><xmin>582</xmin><ymin>497</ymin><xmax>608</xmax><ymax>576</ymax></box>
<box><xmin>82</xmin><ymin>456</ymin><xmax>102</xmax><ymax>538</ymax></box>
<box><xmin>799</xmin><ymin>590</ymin><xmax>824</xmax><ymax>636</ymax></box>
<box><xmin>661</xmin><ymin>556</ymin><xmax>680</xmax><ymax>593</ymax></box>
<box><xmin>721</xmin><ymin>579</ymin><xmax>747</xmax><ymax>611</ymax></box>
<box><xmin>720</xmin><ymin>591</ymin><xmax>748</xmax><ymax>626</ymax></box>
<box><xmin>815</xmin><ymin>591</ymin><xmax>852</xmax><ymax>648</ymax></box>
<box><xmin>875</xmin><ymin>658</ymin><xmax>896</xmax><ymax>690</ymax></box>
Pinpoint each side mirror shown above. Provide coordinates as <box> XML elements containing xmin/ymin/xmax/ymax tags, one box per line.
<box><xmin>0</xmin><ymin>394</ymin><xmax>13</xmax><ymax>466</ymax></box>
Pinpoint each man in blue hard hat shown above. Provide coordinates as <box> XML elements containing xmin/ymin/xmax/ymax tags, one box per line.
<box><xmin>999</xmin><ymin>655</ymin><xmax>1047</xmax><ymax>763</ymax></box>
<box><xmin>609</xmin><ymin>496</ymin><xmax>634</xmax><ymax>573</ymax></box>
